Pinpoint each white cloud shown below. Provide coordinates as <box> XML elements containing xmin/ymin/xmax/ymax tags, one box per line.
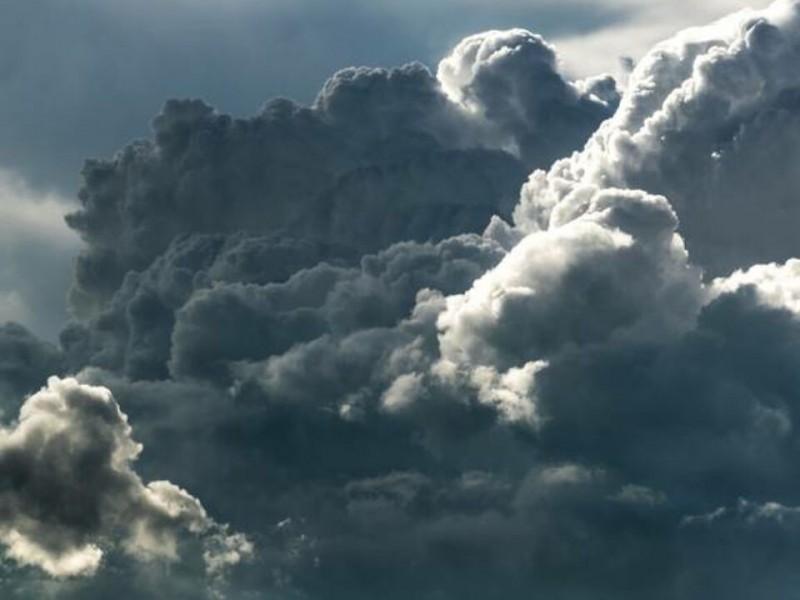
<box><xmin>0</xmin><ymin>376</ymin><xmax>251</xmax><ymax>580</ymax></box>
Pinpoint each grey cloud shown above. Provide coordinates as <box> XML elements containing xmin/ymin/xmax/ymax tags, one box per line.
<box><xmin>15</xmin><ymin>3</ymin><xmax>800</xmax><ymax>598</ymax></box>
<box><xmin>163</xmin><ymin>6</ymin><xmax>800</xmax><ymax>596</ymax></box>
<box><xmin>170</xmin><ymin>234</ymin><xmax>505</xmax><ymax>384</ymax></box>
<box><xmin>61</xmin><ymin>232</ymin><xmax>341</xmax><ymax>380</ymax></box>
<box><xmin>61</xmin><ymin>29</ymin><xmax>608</xmax><ymax>385</ymax></box>
<box><xmin>438</xmin><ymin>29</ymin><xmax>619</xmax><ymax>166</ymax></box>
<box><xmin>65</xmin><ymin>32</ymin><xmax>609</xmax><ymax>319</ymax></box>
<box><xmin>64</xmin><ymin>95</ymin><xmax>518</xmax><ymax>317</ymax></box>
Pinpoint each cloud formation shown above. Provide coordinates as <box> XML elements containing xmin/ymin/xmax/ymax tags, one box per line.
<box><xmin>137</xmin><ymin>3</ymin><xmax>800</xmax><ymax>597</ymax></box>
<box><xmin>512</xmin><ymin>0</ymin><xmax>800</xmax><ymax>275</ymax></box>
<box><xmin>11</xmin><ymin>1</ymin><xmax>800</xmax><ymax>598</ymax></box>
<box><xmin>64</xmin><ymin>34</ymin><xmax>613</xmax><ymax>320</ymax></box>
<box><xmin>0</xmin><ymin>377</ymin><xmax>250</xmax><ymax>582</ymax></box>
<box><xmin>438</xmin><ymin>29</ymin><xmax>618</xmax><ymax>166</ymax></box>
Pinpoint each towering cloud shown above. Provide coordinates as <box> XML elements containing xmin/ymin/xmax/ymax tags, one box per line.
<box><xmin>438</xmin><ymin>29</ymin><xmax>619</xmax><ymax>166</ymax></box>
<box><xmin>10</xmin><ymin>2</ymin><xmax>800</xmax><ymax>599</ymax></box>
<box><xmin>511</xmin><ymin>0</ymin><xmax>800</xmax><ymax>276</ymax></box>
<box><xmin>64</xmin><ymin>31</ymin><xmax>614</xmax><ymax>320</ymax></box>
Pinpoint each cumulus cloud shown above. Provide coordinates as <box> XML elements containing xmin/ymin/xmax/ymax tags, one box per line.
<box><xmin>15</xmin><ymin>2</ymin><xmax>800</xmax><ymax>598</ymax></box>
<box><xmin>0</xmin><ymin>377</ymin><xmax>250</xmax><ymax>583</ymax></box>
<box><xmin>0</xmin><ymin>25</ymin><xmax>613</xmax><ymax>596</ymax></box>
<box><xmin>154</xmin><ymin>3</ymin><xmax>800</xmax><ymax>596</ymax></box>
<box><xmin>63</xmin><ymin>31</ymin><xmax>611</xmax><ymax>319</ymax></box>
<box><xmin>509</xmin><ymin>0</ymin><xmax>800</xmax><ymax>276</ymax></box>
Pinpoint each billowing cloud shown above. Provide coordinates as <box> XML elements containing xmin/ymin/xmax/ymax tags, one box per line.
<box><xmin>148</xmin><ymin>3</ymin><xmax>800</xmax><ymax>597</ymax></box>
<box><xmin>64</xmin><ymin>33</ymin><xmax>612</xmax><ymax>319</ymax></box>
<box><xmin>511</xmin><ymin>0</ymin><xmax>800</xmax><ymax>276</ymax></box>
<box><xmin>11</xmin><ymin>1</ymin><xmax>800</xmax><ymax>598</ymax></box>
<box><xmin>438</xmin><ymin>29</ymin><xmax>618</xmax><ymax>166</ymax></box>
<box><xmin>0</xmin><ymin>376</ymin><xmax>250</xmax><ymax>582</ymax></box>
<box><xmin>61</xmin><ymin>30</ymin><xmax>610</xmax><ymax>380</ymax></box>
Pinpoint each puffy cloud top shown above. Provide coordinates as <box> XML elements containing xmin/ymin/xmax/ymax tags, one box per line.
<box><xmin>438</xmin><ymin>29</ymin><xmax>619</xmax><ymax>165</ymax></box>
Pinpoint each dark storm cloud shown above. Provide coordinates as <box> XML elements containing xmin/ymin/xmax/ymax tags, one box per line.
<box><xmin>0</xmin><ymin>0</ymin><xmax>619</xmax><ymax>340</ymax></box>
<box><xmin>64</xmin><ymin>30</ymin><xmax>610</xmax><ymax>333</ymax></box>
<box><xmin>11</xmin><ymin>2</ymin><xmax>800</xmax><ymax>599</ymax></box>
<box><xmin>83</xmin><ymin>3</ymin><xmax>800</xmax><ymax>598</ymax></box>
<box><xmin>63</xmin><ymin>92</ymin><xmax>522</xmax><ymax>317</ymax></box>
<box><xmin>0</xmin><ymin>23</ymin><xmax>615</xmax><ymax>595</ymax></box>
<box><xmin>169</xmin><ymin>234</ymin><xmax>505</xmax><ymax>384</ymax></box>
<box><xmin>60</xmin><ymin>232</ymin><xmax>342</xmax><ymax>380</ymax></box>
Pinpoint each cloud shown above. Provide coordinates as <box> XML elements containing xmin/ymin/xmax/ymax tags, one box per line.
<box><xmin>0</xmin><ymin>25</ymin><xmax>613</xmax><ymax>596</ymax></box>
<box><xmin>511</xmin><ymin>0</ymin><xmax>800</xmax><ymax>276</ymax></box>
<box><xmin>61</xmin><ymin>29</ymin><xmax>609</xmax><ymax>381</ymax></box>
<box><xmin>438</xmin><ymin>29</ymin><xmax>618</xmax><ymax>165</ymax></box>
<box><xmin>14</xmin><ymin>2</ymin><xmax>800</xmax><ymax>598</ymax></box>
<box><xmin>0</xmin><ymin>376</ymin><xmax>250</xmax><ymax>583</ymax></box>
<box><xmin>149</xmin><ymin>3</ymin><xmax>800</xmax><ymax>596</ymax></box>
<box><xmin>64</xmin><ymin>35</ymin><xmax>609</xmax><ymax>320</ymax></box>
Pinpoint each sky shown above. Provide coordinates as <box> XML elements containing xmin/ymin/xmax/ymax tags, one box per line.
<box><xmin>8</xmin><ymin>0</ymin><xmax>800</xmax><ymax>599</ymax></box>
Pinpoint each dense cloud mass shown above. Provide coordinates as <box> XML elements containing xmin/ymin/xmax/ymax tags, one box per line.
<box><xmin>66</xmin><ymin>31</ymin><xmax>614</xmax><ymax>319</ymax></box>
<box><xmin>9</xmin><ymin>1</ymin><xmax>800</xmax><ymax>598</ymax></box>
